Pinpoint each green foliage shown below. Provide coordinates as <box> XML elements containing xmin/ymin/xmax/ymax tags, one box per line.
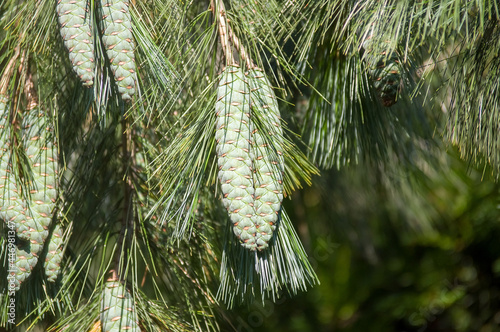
<box><xmin>1</xmin><ymin>0</ymin><xmax>500</xmax><ymax>331</ymax></box>
<box><xmin>447</xmin><ymin>19</ymin><xmax>500</xmax><ymax>173</ymax></box>
<box><xmin>237</xmin><ymin>149</ymin><xmax>500</xmax><ymax>332</ymax></box>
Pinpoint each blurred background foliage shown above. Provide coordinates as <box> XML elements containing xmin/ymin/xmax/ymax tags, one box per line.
<box><xmin>226</xmin><ymin>147</ymin><xmax>500</xmax><ymax>331</ymax></box>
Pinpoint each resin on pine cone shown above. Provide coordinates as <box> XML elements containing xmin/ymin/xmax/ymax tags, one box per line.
<box><xmin>99</xmin><ymin>0</ymin><xmax>136</xmax><ymax>100</ymax></box>
<box><xmin>101</xmin><ymin>281</ymin><xmax>140</xmax><ymax>332</ymax></box>
<box><xmin>247</xmin><ymin>68</ymin><xmax>284</xmax><ymax>250</ymax></box>
<box><xmin>56</xmin><ymin>0</ymin><xmax>95</xmax><ymax>86</ymax></box>
<box><xmin>215</xmin><ymin>65</ymin><xmax>259</xmax><ymax>251</ymax></box>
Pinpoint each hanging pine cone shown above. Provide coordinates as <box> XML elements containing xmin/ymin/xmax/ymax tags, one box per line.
<box><xmin>44</xmin><ymin>224</ymin><xmax>65</xmax><ymax>282</ymax></box>
<box><xmin>362</xmin><ymin>35</ymin><xmax>402</xmax><ymax>107</ymax></box>
<box><xmin>0</xmin><ymin>97</ymin><xmax>23</xmax><ymax>229</ymax></box>
<box><xmin>101</xmin><ymin>280</ymin><xmax>140</xmax><ymax>332</ymax></box>
<box><xmin>22</xmin><ymin>109</ymin><xmax>58</xmax><ymax>256</ymax></box>
<box><xmin>247</xmin><ymin>68</ymin><xmax>284</xmax><ymax>251</ymax></box>
<box><xmin>215</xmin><ymin>65</ymin><xmax>259</xmax><ymax>251</ymax></box>
<box><xmin>1</xmin><ymin>99</ymin><xmax>42</xmax><ymax>291</ymax></box>
<box><xmin>99</xmin><ymin>0</ymin><xmax>136</xmax><ymax>100</ymax></box>
<box><xmin>56</xmin><ymin>0</ymin><xmax>95</xmax><ymax>86</ymax></box>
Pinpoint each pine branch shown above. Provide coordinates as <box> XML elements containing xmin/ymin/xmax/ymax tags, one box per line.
<box><xmin>446</xmin><ymin>18</ymin><xmax>500</xmax><ymax>174</ymax></box>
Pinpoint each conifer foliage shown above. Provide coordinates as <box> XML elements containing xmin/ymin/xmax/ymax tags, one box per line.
<box><xmin>1</xmin><ymin>0</ymin><xmax>500</xmax><ymax>331</ymax></box>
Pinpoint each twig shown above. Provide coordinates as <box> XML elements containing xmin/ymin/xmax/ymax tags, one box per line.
<box><xmin>211</xmin><ymin>0</ymin><xmax>256</xmax><ymax>68</ymax></box>
<box><xmin>211</xmin><ymin>0</ymin><xmax>234</xmax><ymax>65</ymax></box>
<box><xmin>0</xmin><ymin>46</ymin><xmax>20</xmax><ymax>96</ymax></box>
<box><xmin>115</xmin><ymin>116</ymin><xmax>134</xmax><ymax>282</ymax></box>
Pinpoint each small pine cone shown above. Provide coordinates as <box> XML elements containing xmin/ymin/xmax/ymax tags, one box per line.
<box><xmin>362</xmin><ymin>36</ymin><xmax>402</xmax><ymax>107</ymax></box>
<box><xmin>22</xmin><ymin>109</ymin><xmax>59</xmax><ymax>256</ymax></box>
<box><xmin>44</xmin><ymin>224</ymin><xmax>65</xmax><ymax>282</ymax></box>
<box><xmin>8</xmin><ymin>246</ymin><xmax>39</xmax><ymax>291</ymax></box>
<box><xmin>101</xmin><ymin>281</ymin><xmax>140</xmax><ymax>332</ymax></box>
<box><xmin>216</xmin><ymin>65</ymin><xmax>259</xmax><ymax>251</ymax></box>
<box><xmin>56</xmin><ymin>0</ymin><xmax>95</xmax><ymax>86</ymax></box>
<box><xmin>99</xmin><ymin>0</ymin><xmax>136</xmax><ymax>100</ymax></box>
<box><xmin>247</xmin><ymin>69</ymin><xmax>284</xmax><ymax>251</ymax></box>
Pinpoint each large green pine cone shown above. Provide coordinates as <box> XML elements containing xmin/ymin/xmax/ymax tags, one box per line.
<box><xmin>0</xmin><ymin>99</ymin><xmax>31</xmax><ymax>243</ymax></box>
<box><xmin>101</xmin><ymin>281</ymin><xmax>140</xmax><ymax>332</ymax></box>
<box><xmin>9</xmin><ymin>246</ymin><xmax>38</xmax><ymax>291</ymax></box>
<box><xmin>56</xmin><ymin>0</ymin><xmax>95</xmax><ymax>86</ymax></box>
<box><xmin>0</xmin><ymin>98</ymin><xmax>16</xmax><ymax>222</ymax></box>
<box><xmin>22</xmin><ymin>110</ymin><xmax>58</xmax><ymax>256</ymax></box>
<box><xmin>247</xmin><ymin>69</ymin><xmax>284</xmax><ymax>250</ymax></box>
<box><xmin>216</xmin><ymin>66</ymin><xmax>259</xmax><ymax>251</ymax></box>
<box><xmin>362</xmin><ymin>36</ymin><xmax>401</xmax><ymax>107</ymax></box>
<box><xmin>44</xmin><ymin>224</ymin><xmax>64</xmax><ymax>282</ymax></box>
<box><xmin>2</xmin><ymin>101</ymin><xmax>42</xmax><ymax>291</ymax></box>
<box><xmin>0</xmin><ymin>98</ymin><xmax>15</xmax><ymax>220</ymax></box>
<box><xmin>99</xmin><ymin>0</ymin><xmax>136</xmax><ymax>100</ymax></box>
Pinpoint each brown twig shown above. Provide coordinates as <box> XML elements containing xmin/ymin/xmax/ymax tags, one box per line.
<box><xmin>212</xmin><ymin>0</ymin><xmax>234</xmax><ymax>66</ymax></box>
<box><xmin>0</xmin><ymin>46</ymin><xmax>20</xmax><ymax>97</ymax></box>
<box><xmin>211</xmin><ymin>0</ymin><xmax>256</xmax><ymax>69</ymax></box>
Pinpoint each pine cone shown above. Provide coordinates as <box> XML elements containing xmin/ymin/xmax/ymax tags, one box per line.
<box><xmin>362</xmin><ymin>36</ymin><xmax>402</xmax><ymax>107</ymax></box>
<box><xmin>56</xmin><ymin>0</ymin><xmax>95</xmax><ymax>86</ymax></box>
<box><xmin>22</xmin><ymin>109</ymin><xmax>58</xmax><ymax>256</ymax></box>
<box><xmin>99</xmin><ymin>0</ymin><xmax>136</xmax><ymax>100</ymax></box>
<box><xmin>247</xmin><ymin>69</ymin><xmax>284</xmax><ymax>250</ymax></box>
<box><xmin>1</xmin><ymin>99</ymin><xmax>41</xmax><ymax>290</ymax></box>
<box><xmin>9</xmin><ymin>246</ymin><xmax>38</xmax><ymax>291</ymax></box>
<box><xmin>101</xmin><ymin>281</ymin><xmax>140</xmax><ymax>332</ymax></box>
<box><xmin>44</xmin><ymin>224</ymin><xmax>65</xmax><ymax>282</ymax></box>
<box><xmin>0</xmin><ymin>98</ymin><xmax>22</xmax><ymax>228</ymax></box>
<box><xmin>216</xmin><ymin>65</ymin><xmax>259</xmax><ymax>251</ymax></box>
